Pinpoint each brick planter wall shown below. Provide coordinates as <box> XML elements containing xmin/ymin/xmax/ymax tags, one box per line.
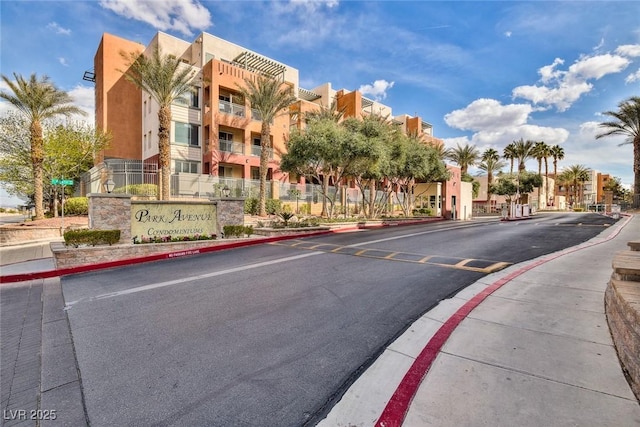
<box><xmin>605</xmin><ymin>241</ymin><xmax>640</xmax><ymax>402</ymax></box>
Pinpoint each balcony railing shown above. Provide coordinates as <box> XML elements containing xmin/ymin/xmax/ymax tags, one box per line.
<box><xmin>250</xmin><ymin>145</ymin><xmax>274</xmax><ymax>159</ymax></box>
<box><xmin>251</xmin><ymin>108</ymin><xmax>262</xmax><ymax>122</ymax></box>
<box><xmin>219</xmin><ymin>140</ymin><xmax>245</xmax><ymax>154</ymax></box>
<box><xmin>219</xmin><ymin>100</ymin><xmax>246</xmax><ymax>117</ymax></box>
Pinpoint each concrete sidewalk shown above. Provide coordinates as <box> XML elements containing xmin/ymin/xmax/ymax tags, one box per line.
<box><xmin>319</xmin><ymin>214</ymin><xmax>640</xmax><ymax>426</ymax></box>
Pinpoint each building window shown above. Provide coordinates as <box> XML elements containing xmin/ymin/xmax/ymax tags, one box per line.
<box><xmin>174</xmin><ymin>122</ymin><xmax>199</xmax><ymax>146</ymax></box>
<box><xmin>175</xmin><ymin>160</ymin><xmax>199</xmax><ymax>174</ymax></box>
<box><xmin>218</xmin><ymin>165</ymin><xmax>234</xmax><ymax>178</ymax></box>
<box><xmin>176</xmin><ymin>89</ymin><xmax>199</xmax><ymax>108</ymax></box>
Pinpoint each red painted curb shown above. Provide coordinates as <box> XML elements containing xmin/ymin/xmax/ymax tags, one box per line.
<box><xmin>0</xmin><ymin>217</ymin><xmax>445</xmax><ymax>284</ymax></box>
<box><xmin>375</xmin><ymin>214</ymin><xmax>632</xmax><ymax>426</ymax></box>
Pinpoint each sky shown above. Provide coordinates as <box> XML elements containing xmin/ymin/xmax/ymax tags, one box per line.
<box><xmin>1</xmin><ymin>0</ymin><xmax>640</xmax><ymax>206</ymax></box>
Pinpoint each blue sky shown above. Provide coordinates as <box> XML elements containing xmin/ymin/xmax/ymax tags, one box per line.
<box><xmin>1</xmin><ymin>1</ymin><xmax>640</xmax><ymax>206</ymax></box>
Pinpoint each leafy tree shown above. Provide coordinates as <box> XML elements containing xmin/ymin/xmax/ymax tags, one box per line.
<box><xmin>446</xmin><ymin>143</ymin><xmax>479</xmax><ymax>175</ymax></box>
<box><xmin>603</xmin><ymin>176</ymin><xmax>631</xmax><ymax>203</ymax></box>
<box><xmin>0</xmin><ymin>114</ymin><xmax>110</xmax><ymax>214</ymax></box>
<box><xmin>343</xmin><ymin>115</ymin><xmax>393</xmax><ymax>218</ymax></box>
<box><xmin>490</xmin><ymin>171</ymin><xmax>543</xmax><ymax>204</ymax></box>
<box><xmin>478</xmin><ymin>148</ymin><xmax>506</xmax><ymax>203</ymax></box>
<box><xmin>596</xmin><ymin>96</ymin><xmax>640</xmax><ymax>197</ymax></box>
<box><xmin>282</xmin><ymin>118</ymin><xmax>371</xmax><ymax>218</ymax></box>
<box><xmin>44</xmin><ymin>122</ymin><xmax>111</xmax><ymax>216</ymax></box>
<box><xmin>0</xmin><ymin>112</ymin><xmax>31</xmax><ymax>202</ymax></box>
<box><xmin>121</xmin><ymin>45</ymin><xmax>196</xmax><ymax>201</ymax></box>
<box><xmin>237</xmin><ymin>75</ymin><xmax>296</xmax><ymax>216</ymax></box>
<box><xmin>389</xmin><ymin>132</ymin><xmax>449</xmax><ymax>216</ymax></box>
<box><xmin>0</xmin><ymin>73</ymin><xmax>84</xmax><ymax>218</ymax></box>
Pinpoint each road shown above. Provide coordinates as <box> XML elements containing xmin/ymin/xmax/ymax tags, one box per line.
<box><xmin>60</xmin><ymin>212</ymin><xmax>619</xmax><ymax>426</ymax></box>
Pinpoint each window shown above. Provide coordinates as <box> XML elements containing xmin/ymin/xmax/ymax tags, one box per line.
<box><xmin>218</xmin><ymin>165</ymin><xmax>234</xmax><ymax>177</ymax></box>
<box><xmin>176</xmin><ymin>89</ymin><xmax>199</xmax><ymax>108</ymax></box>
<box><xmin>174</xmin><ymin>160</ymin><xmax>199</xmax><ymax>174</ymax></box>
<box><xmin>174</xmin><ymin>122</ymin><xmax>199</xmax><ymax>146</ymax></box>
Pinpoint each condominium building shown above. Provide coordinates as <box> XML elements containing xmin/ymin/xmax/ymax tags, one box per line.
<box><xmin>89</xmin><ymin>30</ymin><xmax>460</xmax><ymax>215</ymax></box>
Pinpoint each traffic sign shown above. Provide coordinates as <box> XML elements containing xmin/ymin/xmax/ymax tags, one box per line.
<box><xmin>51</xmin><ymin>179</ymin><xmax>74</xmax><ymax>186</ymax></box>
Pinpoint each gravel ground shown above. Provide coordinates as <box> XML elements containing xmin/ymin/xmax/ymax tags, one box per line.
<box><xmin>0</xmin><ymin>214</ymin><xmax>88</xmax><ymax>228</ymax></box>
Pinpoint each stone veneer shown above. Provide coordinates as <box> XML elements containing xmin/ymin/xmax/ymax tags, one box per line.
<box><xmin>88</xmin><ymin>193</ymin><xmax>132</xmax><ymax>244</ymax></box>
<box><xmin>215</xmin><ymin>198</ymin><xmax>245</xmax><ymax>235</ymax></box>
<box><xmin>605</xmin><ymin>240</ymin><xmax>640</xmax><ymax>402</ymax></box>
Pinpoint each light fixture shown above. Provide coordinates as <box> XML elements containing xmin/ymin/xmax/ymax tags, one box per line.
<box><xmin>105</xmin><ymin>178</ymin><xmax>115</xmax><ymax>193</ymax></box>
<box><xmin>222</xmin><ymin>185</ymin><xmax>230</xmax><ymax>197</ymax></box>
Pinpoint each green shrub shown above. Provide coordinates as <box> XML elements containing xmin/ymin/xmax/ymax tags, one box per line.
<box><xmin>244</xmin><ymin>198</ymin><xmax>282</xmax><ymax>215</ymax></box>
<box><xmin>412</xmin><ymin>207</ymin><xmax>433</xmax><ymax>216</ymax></box>
<box><xmin>64</xmin><ymin>197</ymin><xmax>88</xmax><ymax>215</ymax></box>
<box><xmin>244</xmin><ymin>197</ymin><xmax>259</xmax><ymax>215</ymax></box>
<box><xmin>113</xmin><ymin>183</ymin><xmax>158</xmax><ymax>197</ymax></box>
<box><xmin>266</xmin><ymin>199</ymin><xmax>282</xmax><ymax>215</ymax></box>
<box><xmin>223</xmin><ymin>224</ymin><xmax>252</xmax><ymax>238</ymax></box>
<box><xmin>64</xmin><ymin>229</ymin><xmax>120</xmax><ymax>247</ymax></box>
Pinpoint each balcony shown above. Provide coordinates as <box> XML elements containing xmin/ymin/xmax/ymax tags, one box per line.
<box><xmin>250</xmin><ymin>145</ymin><xmax>273</xmax><ymax>159</ymax></box>
<box><xmin>219</xmin><ymin>100</ymin><xmax>246</xmax><ymax>118</ymax></box>
<box><xmin>251</xmin><ymin>108</ymin><xmax>262</xmax><ymax>122</ymax></box>
<box><xmin>219</xmin><ymin>140</ymin><xmax>245</xmax><ymax>154</ymax></box>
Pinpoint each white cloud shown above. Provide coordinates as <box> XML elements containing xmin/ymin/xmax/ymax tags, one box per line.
<box><xmin>68</xmin><ymin>85</ymin><xmax>95</xmax><ymax>125</ymax></box>
<box><xmin>626</xmin><ymin>68</ymin><xmax>640</xmax><ymax>84</ymax></box>
<box><xmin>593</xmin><ymin>38</ymin><xmax>604</xmax><ymax>51</ymax></box>
<box><xmin>99</xmin><ymin>0</ymin><xmax>212</xmax><ymax>37</ymax></box>
<box><xmin>504</xmin><ymin>31</ymin><xmax>512</xmax><ymax>37</ymax></box>
<box><xmin>46</xmin><ymin>22</ymin><xmax>71</xmax><ymax>35</ymax></box>
<box><xmin>286</xmin><ymin>0</ymin><xmax>339</xmax><ymax>13</ymax></box>
<box><xmin>512</xmin><ymin>51</ymin><xmax>630</xmax><ymax>111</ymax></box>
<box><xmin>358</xmin><ymin>80</ymin><xmax>394</xmax><ymax>101</ymax></box>
<box><xmin>58</xmin><ymin>57</ymin><xmax>69</xmax><ymax>67</ymax></box>
<box><xmin>615</xmin><ymin>44</ymin><xmax>640</xmax><ymax>58</ymax></box>
<box><xmin>444</xmin><ymin>98</ymin><xmax>569</xmax><ymax>148</ymax></box>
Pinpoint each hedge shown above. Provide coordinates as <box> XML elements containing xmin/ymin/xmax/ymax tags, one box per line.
<box><xmin>64</xmin><ymin>229</ymin><xmax>121</xmax><ymax>247</ymax></box>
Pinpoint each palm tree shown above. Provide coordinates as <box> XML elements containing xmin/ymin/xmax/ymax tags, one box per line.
<box><xmin>446</xmin><ymin>143</ymin><xmax>479</xmax><ymax>176</ymax></box>
<box><xmin>596</xmin><ymin>96</ymin><xmax>640</xmax><ymax>199</ymax></box>
<box><xmin>512</xmin><ymin>138</ymin><xmax>535</xmax><ymax>172</ymax></box>
<box><xmin>0</xmin><ymin>73</ymin><xmax>84</xmax><ymax>219</ymax></box>
<box><xmin>503</xmin><ymin>142</ymin><xmax>517</xmax><ymax>174</ymax></box>
<box><xmin>237</xmin><ymin>75</ymin><xmax>296</xmax><ymax>216</ymax></box>
<box><xmin>531</xmin><ymin>141</ymin><xmax>551</xmax><ymax>207</ymax></box>
<box><xmin>559</xmin><ymin>164</ymin><xmax>589</xmax><ymax>208</ymax></box>
<box><xmin>304</xmin><ymin>100</ymin><xmax>344</xmax><ymax>123</ymax></box>
<box><xmin>121</xmin><ymin>45</ymin><xmax>196</xmax><ymax>200</ymax></box>
<box><xmin>478</xmin><ymin>148</ymin><xmax>506</xmax><ymax>206</ymax></box>
<box><xmin>549</xmin><ymin>145</ymin><xmax>564</xmax><ymax>207</ymax></box>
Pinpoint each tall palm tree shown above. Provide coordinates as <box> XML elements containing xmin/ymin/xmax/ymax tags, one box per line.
<box><xmin>237</xmin><ymin>74</ymin><xmax>296</xmax><ymax>216</ymax></box>
<box><xmin>596</xmin><ymin>96</ymin><xmax>640</xmax><ymax>198</ymax></box>
<box><xmin>550</xmin><ymin>145</ymin><xmax>564</xmax><ymax>207</ymax></box>
<box><xmin>0</xmin><ymin>73</ymin><xmax>84</xmax><ymax>219</ymax></box>
<box><xmin>559</xmin><ymin>164</ymin><xmax>589</xmax><ymax>208</ymax></box>
<box><xmin>446</xmin><ymin>143</ymin><xmax>479</xmax><ymax>176</ymax></box>
<box><xmin>478</xmin><ymin>148</ymin><xmax>506</xmax><ymax>205</ymax></box>
<box><xmin>531</xmin><ymin>141</ymin><xmax>551</xmax><ymax>207</ymax></box>
<box><xmin>503</xmin><ymin>142</ymin><xmax>517</xmax><ymax>174</ymax></box>
<box><xmin>121</xmin><ymin>45</ymin><xmax>196</xmax><ymax>200</ymax></box>
<box><xmin>512</xmin><ymin>138</ymin><xmax>535</xmax><ymax>172</ymax></box>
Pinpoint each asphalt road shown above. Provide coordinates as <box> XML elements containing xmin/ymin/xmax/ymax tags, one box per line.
<box><xmin>60</xmin><ymin>213</ymin><xmax>619</xmax><ymax>426</ymax></box>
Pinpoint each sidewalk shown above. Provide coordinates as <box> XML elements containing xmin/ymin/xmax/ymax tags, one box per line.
<box><xmin>319</xmin><ymin>214</ymin><xmax>640</xmax><ymax>426</ymax></box>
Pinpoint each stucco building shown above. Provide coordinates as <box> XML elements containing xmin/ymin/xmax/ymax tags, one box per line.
<box><xmin>89</xmin><ymin>30</ymin><xmax>463</xmax><ymax>217</ymax></box>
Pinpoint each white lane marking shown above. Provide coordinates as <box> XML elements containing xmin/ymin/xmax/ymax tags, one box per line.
<box><xmin>66</xmin><ymin>251</ymin><xmax>323</xmax><ymax>306</ymax></box>
<box><xmin>346</xmin><ymin>222</ymin><xmax>486</xmax><ymax>247</ymax></box>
